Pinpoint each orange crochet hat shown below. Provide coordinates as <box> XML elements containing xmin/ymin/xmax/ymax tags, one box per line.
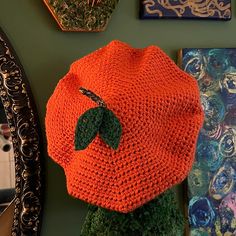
<box><xmin>45</xmin><ymin>40</ymin><xmax>204</xmax><ymax>213</ymax></box>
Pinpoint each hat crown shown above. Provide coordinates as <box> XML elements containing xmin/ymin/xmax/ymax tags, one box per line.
<box><xmin>69</xmin><ymin>40</ymin><xmax>192</xmax><ymax>108</ymax></box>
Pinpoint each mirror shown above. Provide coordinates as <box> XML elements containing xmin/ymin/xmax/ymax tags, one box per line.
<box><xmin>0</xmin><ymin>201</ymin><xmax>15</xmax><ymax>236</ymax></box>
<box><xmin>0</xmin><ymin>102</ymin><xmax>15</xmax><ymax>215</ymax></box>
<box><xmin>0</xmin><ymin>28</ymin><xmax>42</xmax><ymax>235</ymax></box>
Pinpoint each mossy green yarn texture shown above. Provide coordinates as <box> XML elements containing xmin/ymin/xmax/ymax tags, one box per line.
<box><xmin>80</xmin><ymin>190</ymin><xmax>185</xmax><ymax>236</ymax></box>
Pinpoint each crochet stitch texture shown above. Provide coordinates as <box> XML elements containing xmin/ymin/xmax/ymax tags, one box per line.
<box><xmin>45</xmin><ymin>40</ymin><xmax>204</xmax><ymax>213</ymax></box>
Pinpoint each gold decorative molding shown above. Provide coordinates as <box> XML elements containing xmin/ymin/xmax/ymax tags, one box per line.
<box><xmin>0</xmin><ymin>28</ymin><xmax>42</xmax><ymax>236</ymax></box>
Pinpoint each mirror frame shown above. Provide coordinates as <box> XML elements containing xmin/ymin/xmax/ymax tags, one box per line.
<box><xmin>0</xmin><ymin>27</ymin><xmax>42</xmax><ymax>235</ymax></box>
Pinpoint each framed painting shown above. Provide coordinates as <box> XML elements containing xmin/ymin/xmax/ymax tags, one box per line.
<box><xmin>179</xmin><ymin>48</ymin><xmax>236</xmax><ymax>235</ymax></box>
<box><xmin>43</xmin><ymin>0</ymin><xmax>119</xmax><ymax>32</ymax></box>
<box><xmin>140</xmin><ymin>0</ymin><xmax>231</xmax><ymax>20</ymax></box>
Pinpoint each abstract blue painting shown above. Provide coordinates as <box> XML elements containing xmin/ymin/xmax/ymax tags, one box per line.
<box><xmin>180</xmin><ymin>48</ymin><xmax>236</xmax><ymax>235</ymax></box>
<box><xmin>140</xmin><ymin>0</ymin><xmax>231</xmax><ymax>20</ymax></box>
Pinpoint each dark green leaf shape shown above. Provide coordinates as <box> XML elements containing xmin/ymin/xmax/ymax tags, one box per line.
<box><xmin>80</xmin><ymin>190</ymin><xmax>185</xmax><ymax>236</ymax></box>
<box><xmin>75</xmin><ymin>107</ymin><xmax>104</xmax><ymax>150</ymax></box>
<box><xmin>99</xmin><ymin>108</ymin><xmax>122</xmax><ymax>150</ymax></box>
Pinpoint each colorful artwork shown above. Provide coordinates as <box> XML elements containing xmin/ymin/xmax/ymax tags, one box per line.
<box><xmin>44</xmin><ymin>0</ymin><xmax>119</xmax><ymax>32</ymax></box>
<box><xmin>140</xmin><ymin>0</ymin><xmax>231</xmax><ymax>20</ymax></box>
<box><xmin>179</xmin><ymin>48</ymin><xmax>236</xmax><ymax>235</ymax></box>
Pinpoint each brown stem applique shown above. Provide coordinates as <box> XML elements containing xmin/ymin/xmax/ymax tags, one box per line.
<box><xmin>79</xmin><ymin>87</ymin><xmax>107</xmax><ymax>108</ymax></box>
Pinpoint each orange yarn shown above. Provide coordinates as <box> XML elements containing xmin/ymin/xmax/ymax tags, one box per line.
<box><xmin>45</xmin><ymin>40</ymin><xmax>204</xmax><ymax>213</ymax></box>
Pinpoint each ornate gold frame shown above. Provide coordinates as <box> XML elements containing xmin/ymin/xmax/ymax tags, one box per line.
<box><xmin>0</xmin><ymin>28</ymin><xmax>42</xmax><ymax>235</ymax></box>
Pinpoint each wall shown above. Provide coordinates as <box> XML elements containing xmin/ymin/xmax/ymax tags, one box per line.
<box><xmin>0</xmin><ymin>1</ymin><xmax>236</xmax><ymax>235</ymax></box>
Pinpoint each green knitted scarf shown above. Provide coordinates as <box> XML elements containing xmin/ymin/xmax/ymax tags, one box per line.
<box><xmin>80</xmin><ymin>190</ymin><xmax>185</xmax><ymax>236</ymax></box>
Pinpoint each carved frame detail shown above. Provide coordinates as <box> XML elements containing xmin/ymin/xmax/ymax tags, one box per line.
<box><xmin>0</xmin><ymin>28</ymin><xmax>42</xmax><ymax>236</ymax></box>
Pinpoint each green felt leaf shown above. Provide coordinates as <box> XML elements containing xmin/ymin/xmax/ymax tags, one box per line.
<box><xmin>75</xmin><ymin>107</ymin><xmax>104</xmax><ymax>150</ymax></box>
<box><xmin>99</xmin><ymin>108</ymin><xmax>122</xmax><ymax>150</ymax></box>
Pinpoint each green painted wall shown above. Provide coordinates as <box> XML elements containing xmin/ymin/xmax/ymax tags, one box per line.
<box><xmin>0</xmin><ymin>1</ymin><xmax>235</xmax><ymax>235</ymax></box>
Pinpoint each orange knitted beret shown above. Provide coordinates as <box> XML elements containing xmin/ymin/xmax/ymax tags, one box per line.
<box><xmin>45</xmin><ymin>40</ymin><xmax>204</xmax><ymax>213</ymax></box>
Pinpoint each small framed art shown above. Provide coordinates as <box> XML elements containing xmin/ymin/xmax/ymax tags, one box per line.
<box><xmin>179</xmin><ymin>48</ymin><xmax>236</xmax><ymax>235</ymax></box>
<box><xmin>140</xmin><ymin>0</ymin><xmax>231</xmax><ymax>20</ymax></box>
<box><xmin>44</xmin><ymin>0</ymin><xmax>119</xmax><ymax>32</ymax></box>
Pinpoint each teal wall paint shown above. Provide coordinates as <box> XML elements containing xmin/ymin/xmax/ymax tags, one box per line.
<box><xmin>0</xmin><ymin>1</ymin><xmax>235</xmax><ymax>235</ymax></box>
